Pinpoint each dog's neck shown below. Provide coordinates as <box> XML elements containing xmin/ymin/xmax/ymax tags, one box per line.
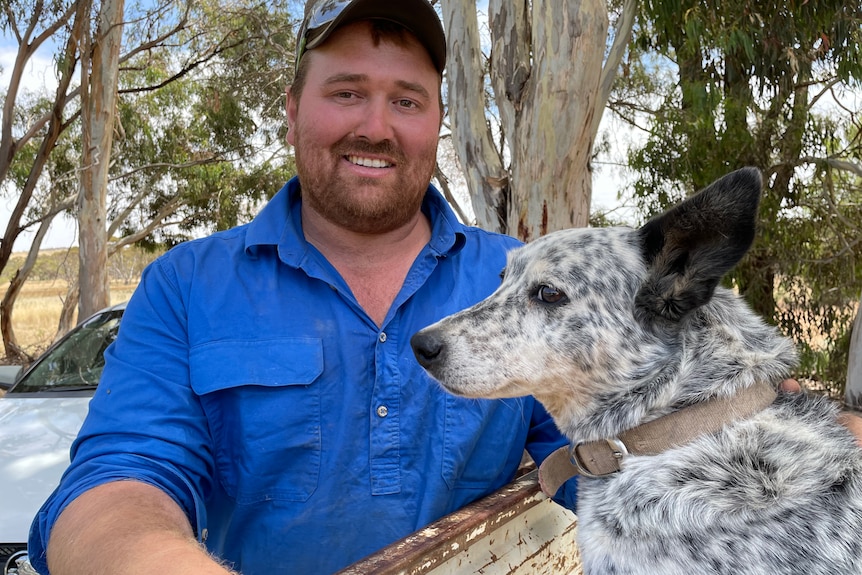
<box><xmin>538</xmin><ymin>380</ymin><xmax>779</xmax><ymax>495</ymax></box>
<box><xmin>558</xmin><ymin>290</ymin><xmax>798</xmax><ymax>444</ymax></box>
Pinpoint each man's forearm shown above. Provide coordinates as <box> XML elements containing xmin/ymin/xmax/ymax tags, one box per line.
<box><xmin>47</xmin><ymin>480</ymin><xmax>235</xmax><ymax>575</ymax></box>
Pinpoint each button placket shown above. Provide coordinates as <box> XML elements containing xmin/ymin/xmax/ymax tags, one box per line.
<box><xmin>370</xmin><ymin>325</ymin><xmax>400</xmax><ymax>494</ymax></box>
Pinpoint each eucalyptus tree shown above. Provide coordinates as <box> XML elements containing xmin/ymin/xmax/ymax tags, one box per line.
<box><xmin>612</xmin><ymin>0</ymin><xmax>862</xmax><ymax>391</ymax></box>
<box><xmin>1</xmin><ymin>0</ymin><xmax>297</xmax><ymax>356</ymax></box>
<box><xmin>1</xmin><ymin>0</ymin><xmax>87</xmax><ymax>357</ymax></box>
<box><xmin>850</xmin><ymin>297</ymin><xmax>861</xmax><ymax>405</ymax></box>
<box><xmin>442</xmin><ymin>0</ymin><xmax>636</xmax><ymax>240</ymax></box>
<box><xmin>54</xmin><ymin>0</ymin><xmax>298</xmax><ymax>334</ymax></box>
<box><xmin>78</xmin><ymin>0</ymin><xmax>123</xmax><ymax>318</ymax></box>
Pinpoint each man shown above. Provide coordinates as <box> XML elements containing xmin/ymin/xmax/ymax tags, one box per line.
<box><xmin>29</xmin><ymin>1</ymin><xmax>575</xmax><ymax>573</ymax></box>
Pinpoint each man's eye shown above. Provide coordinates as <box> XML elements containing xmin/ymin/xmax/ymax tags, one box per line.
<box><xmin>397</xmin><ymin>99</ymin><xmax>417</xmax><ymax>109</ymax></box>
<box><xmin>535</xmin><ymin>285</ymin><xmax>567</xmax><ymax>304</ymax></box>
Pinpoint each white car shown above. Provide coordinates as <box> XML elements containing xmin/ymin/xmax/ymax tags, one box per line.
<box><xmin>0</xmin><ymin>302</ymin><xmax>125</xmax><ymax>575</ymax></box>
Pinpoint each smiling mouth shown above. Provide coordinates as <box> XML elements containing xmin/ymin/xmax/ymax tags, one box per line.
<box><xmin>347</xmin><ymin>155</ymin><xmax>393</xmax><ymax>169</ymax></box>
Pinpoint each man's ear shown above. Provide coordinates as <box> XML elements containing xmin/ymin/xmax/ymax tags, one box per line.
<box><xmin>285</xmin><ymin>86</ymin><xmax>297</xmax><ymax>146</ymax></box>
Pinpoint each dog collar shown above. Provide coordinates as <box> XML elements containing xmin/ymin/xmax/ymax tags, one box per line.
<box><xmin>538</xmin><ymin>381</ymin><xmax>778</xmax><ymax>497</ymax></box>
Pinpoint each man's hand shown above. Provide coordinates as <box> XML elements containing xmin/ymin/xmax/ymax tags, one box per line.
<box><xmin>838</xmin><ymin>412</ymin><xmax>862</xmax><ymax>448</ymax></box>
<box><xmin>780</xmin><ymin>378</ymin><xmax>862</xmax><ymax>447</ymax></box>
<box><xmin>779</xmin><ymin>379</ymin><xmax>801</xmax><ymax>393</ymax></box>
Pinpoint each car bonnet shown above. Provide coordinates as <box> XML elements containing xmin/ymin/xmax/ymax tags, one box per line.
<box><xmin>0</xmin><ymin>395</ymin><xmax>91</xmax><ymax>542</ymax></box>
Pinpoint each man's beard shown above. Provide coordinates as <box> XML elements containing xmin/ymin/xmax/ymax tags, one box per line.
<box><xmin>295</xmin><ymin>136</ymin><xmax>435</xmax><ymax>235</ymax></box>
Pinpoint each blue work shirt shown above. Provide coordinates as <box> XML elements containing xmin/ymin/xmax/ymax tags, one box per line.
<box><xmin>30</xmin><ymin>178</ymin><xmax>574</xmax><ymax>574</ymax></box>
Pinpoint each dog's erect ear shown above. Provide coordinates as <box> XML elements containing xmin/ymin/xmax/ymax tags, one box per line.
<box><xmin>635</xmin><ymin>167</ymin><xmax>762</xmax><ymax>323</ymax></box>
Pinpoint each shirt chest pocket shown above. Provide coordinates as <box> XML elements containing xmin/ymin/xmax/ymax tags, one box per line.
<box><xmin>190</xmin><ymin>338</ymin><xmax>324</xmax><ymax>504</ymax></box>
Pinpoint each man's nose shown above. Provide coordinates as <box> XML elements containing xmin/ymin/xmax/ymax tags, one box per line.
<box><xmin>354</xmin><ymin>99</ymin><xmax>395</xmax><ymax>142</ymax></box>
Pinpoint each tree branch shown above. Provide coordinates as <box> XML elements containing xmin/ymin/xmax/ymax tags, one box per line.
<box><xmin>593</xmin><ymin>0</ymin><xmax>636</xmax><ymax>139</ymax></box>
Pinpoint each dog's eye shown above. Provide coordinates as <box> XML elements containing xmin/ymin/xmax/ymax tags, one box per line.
<box><xmin>535</xmin><ymin>284</ymin><xmax>567</xmax><ymax>304</ymax></box>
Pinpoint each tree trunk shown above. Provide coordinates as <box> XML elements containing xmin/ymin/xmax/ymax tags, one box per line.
<box><xmin>1</xmin><ymin>218</ymin><xmax>54</xmax><ymax>360</ymax></box>
<box><xmin>492</xmin><ymin>0</ymin><xmax>608</xmax><ymax>240</ymax></box>
<box><xmin>845</xmin><ymin>294</ymin><xmax>862</xmax><ymax>409</ymax></box>
<box><xmin>444</xmin><ymin>0</ymin><xmax>613</xmax><ymax>240</ymax></box>
<box><xmin>56</xmin><ymin>283</ymin><xmax>81</xmax><ymax>341</ymax></box>
<box><xmin>0</xmin><ymin>3</ymin><xmax>86</xmax><ymax>355</ymax></box>
<box><xmin>441</xmin><ymin>0</ymin><xmax>508</xmax><ymax>232</ymax></box>
<box><xmin>78</xmin><ymin>0</ymin><xmax>125</xmax><ymax>319</ymax></box>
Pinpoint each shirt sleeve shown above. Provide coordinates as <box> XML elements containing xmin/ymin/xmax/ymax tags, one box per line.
<box><xmin>524</xmin><ymin>399</ymin><xmax>579</xmax><ymax>512</ymax></box>
<box><xmin>28</xmin><ymin>256</ymin><xmax>213</xmax><ymax>574</ymax></box>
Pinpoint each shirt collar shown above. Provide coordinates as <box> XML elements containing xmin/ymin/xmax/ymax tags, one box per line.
<box><xmin>244</xmin><ymin>177</ymin><xmax>467</xmax><ymax>266</ymax></box>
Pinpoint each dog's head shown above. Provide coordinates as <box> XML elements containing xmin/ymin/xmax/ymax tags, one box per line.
<box><xmin>412</xmin><ymin>168</ymin><xmax>793</xmax><ymax>435</ymax></box>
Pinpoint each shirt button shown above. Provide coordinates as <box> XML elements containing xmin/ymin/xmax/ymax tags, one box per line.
<box><xmin>379</xmin><ymin>332</ymin><xmax>387</xmax><ymax>343</ymax></box>
<box><xmin>376</xmin><ymin>405</ymin><xmax>389</xmax><ymax>418</ymax></box>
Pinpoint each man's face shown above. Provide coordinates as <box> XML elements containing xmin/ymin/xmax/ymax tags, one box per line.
<box><xmin>286</xmin><ymin>20</ymin><xmax>443</xmax><ymax>235</ymax></box>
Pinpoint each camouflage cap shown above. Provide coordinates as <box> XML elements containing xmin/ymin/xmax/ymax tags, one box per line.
<box><xmin>296</xmin><ymin>0</ymin><xmax>446</xmax><ymax>74</ymax></box>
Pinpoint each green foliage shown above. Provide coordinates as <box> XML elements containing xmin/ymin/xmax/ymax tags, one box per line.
<box><xmin>2</xmin><ymin>0</ymin><xmax>300</xmax><ymax>251</ymax></box>
<box><xmin>641</xmin><ymin>0</ymin><xmax>862</xmax><ymax>90</ymax></box>
<box><xmin>617</xmin><ymin>0</ymin><xmax>862</xmax><ymax>393</ymax></box>
<box><xmin>0</xmin><ymin>0</ymin><xmax>298</xmax><ymax>347</ymax></box>
<box><xmin>2</xmin><ymin>0</ymin><xmax>72</xmax><ymax>34</ymax></box>
<box><xmin>104</xmin><ymin>0</ymin><xmax>299</xmax><ymax>245</ymax></box>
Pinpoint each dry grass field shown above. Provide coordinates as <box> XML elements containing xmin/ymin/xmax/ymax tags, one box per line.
<box><xmin>9</xmin><ymin>280</ymin><xmax>137</xmax><ymax>358</ymax></box>
<box><xmin>0</xmin><ymin>246</ymin><xmax>158</xmax><ymax>361</ymax></box>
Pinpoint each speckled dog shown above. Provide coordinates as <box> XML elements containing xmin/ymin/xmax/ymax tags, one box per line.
<box><xmin>411</xmin><ymin>168</ymin><xmax>862</xmax><ymax>575</ymax></box>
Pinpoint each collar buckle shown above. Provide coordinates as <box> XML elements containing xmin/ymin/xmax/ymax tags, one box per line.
<box><xmin>570</xmin><ymin>437</ymin><xmax>629</xmax><ymax>479</ymax></box>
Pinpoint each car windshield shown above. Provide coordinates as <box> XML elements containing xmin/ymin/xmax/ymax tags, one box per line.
<box><xmin>10</xmin><ymin>309</ymin><xmax>123</xmax><ymax>394</ymax></box>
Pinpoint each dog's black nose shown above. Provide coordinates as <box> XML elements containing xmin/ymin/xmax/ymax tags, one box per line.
<box><xmin>411</xmin><ymin>330</ymin><xmax>446</xmax><ymax>369</ymax></box>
